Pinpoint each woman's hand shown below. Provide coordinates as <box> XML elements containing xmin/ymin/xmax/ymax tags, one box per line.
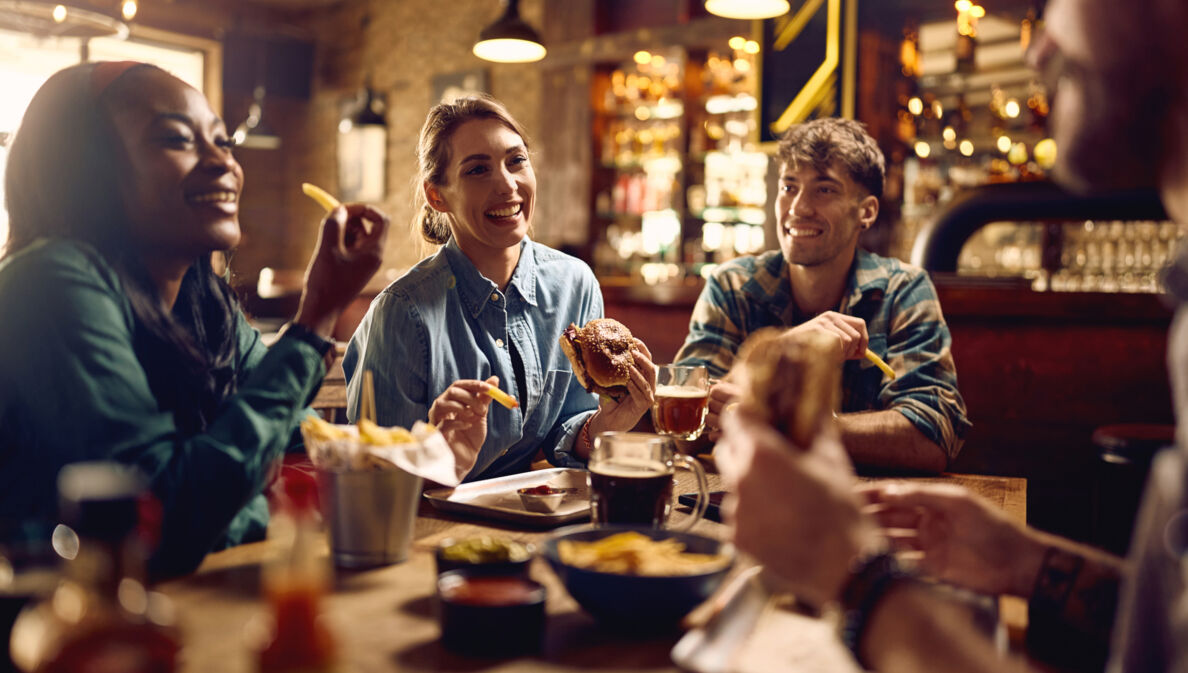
<box><xmin>295</xmin><ymin>204</ymin><xmax>389</xmax><ymax>337</ymax></box>
<box><xmin>587</xmin><ymin>338</ymin><xmax>657</xmax><ymax>436</ymax></box>
<box><xmin>428</xmin><ymin>376</ymin><xmax>498</xmax><ymax>478</ymax></box>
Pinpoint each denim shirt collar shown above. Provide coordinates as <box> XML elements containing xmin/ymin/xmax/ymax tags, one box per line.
<box><xmin>442</xmin><ymin>237</ymin><xmax>539</xmax><ymax>319</ymax></box>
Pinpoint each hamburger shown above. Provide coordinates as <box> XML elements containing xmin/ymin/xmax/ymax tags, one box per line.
<box><xmin>735</xmin><ymin>328</ymin><xmax>840</xmax><ymax>449</ymax></box>
<box><xmin>559</xmin><ymin>319</ymin><xmax>636</xmax><ymax>400</ymax></box>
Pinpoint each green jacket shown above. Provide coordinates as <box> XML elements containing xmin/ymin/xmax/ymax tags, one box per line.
<box><xmin>0</xmin><ymin>239</ymin><xmax>324</xmax><ymax>578</ymax></box>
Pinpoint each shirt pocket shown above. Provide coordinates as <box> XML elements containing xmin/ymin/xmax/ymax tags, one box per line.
<box><xmin>542</xmin><ymin>369</ymin><xmax>573</xmax><ymax>399</ymax></box>
<box><xmin>526</xmin><ymin>369</ymin><xmax>573</xmax><ymax>437</ymax></box>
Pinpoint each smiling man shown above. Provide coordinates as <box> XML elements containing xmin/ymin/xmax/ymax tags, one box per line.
<box><xmin>676</xmin><ymin>118</ymin><xmax>968</xmax><ymax>472</ymax></box>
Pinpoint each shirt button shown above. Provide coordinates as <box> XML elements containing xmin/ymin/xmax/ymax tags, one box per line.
<box><xmin>491</xmin><ymin>292</ymin><xmax>499</xmax><ymax>302</ymax></box>
<box><xmin>495</xmin><ymin>338</ymin><xmax>505</xmax><ymax>348</ymax></box>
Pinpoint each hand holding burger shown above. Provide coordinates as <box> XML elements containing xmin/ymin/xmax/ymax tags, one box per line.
<box><xmin>559</xmin><ymin>318</ymin><xmax>657</xmax><ymax>456</ymax></box>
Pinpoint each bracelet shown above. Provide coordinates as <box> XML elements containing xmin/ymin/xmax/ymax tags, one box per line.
<box><xmin>280</xmin><ymin>322</ymin><xmax>336</xmax><ymax>372</ymax></box>
<box><xmin>837</xmin><ymin>552</ymin><xmax>910</xmax><ymax>669</ymax></box>
<box><xmin>578</xmin><ymin>412</ymin><xmax>599</xmax><ymax>455</ymax></box>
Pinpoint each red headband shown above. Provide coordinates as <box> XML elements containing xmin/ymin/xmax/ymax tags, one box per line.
<box><xmin>89</xmin><ymin>60</ymin><xmax>144</xmax><ymax>98</ymax></box>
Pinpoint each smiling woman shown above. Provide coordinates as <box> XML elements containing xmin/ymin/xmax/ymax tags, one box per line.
<box><xmin>343</xmin><ymin>95</ymin><xmax>658</xmax><ymax>484</ymax></box>
<box><xmin>0</xmin><ymin>62</ymin><xmax>389</xmax><ymax>579</ymax></box>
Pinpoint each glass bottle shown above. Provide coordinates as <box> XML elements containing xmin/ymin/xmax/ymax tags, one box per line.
<box><xmin>256</xmin><ymin>472</ymin><xmax>337</xmax><ymax>673</ymax></box>
<box><xmin>9</xmin><ymin>461</ymin><xmax>180</xmax><ymax>673</ymax></box>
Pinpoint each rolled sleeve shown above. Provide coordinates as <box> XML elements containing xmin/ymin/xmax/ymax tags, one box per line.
<box><xmin>881</xmin><ymin>275</ymin><xmax>970</xmax><ymax>461</ymax></box>
<box><xmin>675</xmin><ymin>274</ymin><xmax>746</xmax><ymax>379</ymax></box>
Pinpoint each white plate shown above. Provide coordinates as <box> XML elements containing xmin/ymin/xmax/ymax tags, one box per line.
<box><xmin>423</xmin><ymin>467</ymin><xmax>591</xmax><ymax>527</ymax></box>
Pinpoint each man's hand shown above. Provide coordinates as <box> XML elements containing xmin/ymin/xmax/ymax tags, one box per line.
<box><xmin>862</xmin><ymin>483</ymin><xmax>1047</xmax><ymax>597</ymax></box>
<box><xmin>704</xmin><ymin>379</ymin><xmax>742</xmax><ymax>442</ymax></box>
<box><xmin>787</xmin><ymin>311</ymin><xmax>869</xmax><ymax>361</ymax></box>
<box><xmin>428</xmin><ymin>376</ymin><xmax>497</xmax><ymax>478</ymax></box>
<box><xmin>718</xmin><ymin>410</ymin><xmax>879</xmax><ymax>608</ymax></box>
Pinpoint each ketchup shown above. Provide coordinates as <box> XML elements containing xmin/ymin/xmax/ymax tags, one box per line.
<box><xmin>257</xmin><ymin>473</ymin><xmax>337</xmax><ymax>672</ymax></box>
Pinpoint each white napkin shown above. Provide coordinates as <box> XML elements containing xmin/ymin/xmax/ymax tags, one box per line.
<box><xmin>370</xmin><ymin>421</ymin><xmax>461</xmax><ymax>486</ymax></box>
<box><xmin>304</xmin><ymin>421</ymin><xmax>461</xmax><ymax>486</ymax></box>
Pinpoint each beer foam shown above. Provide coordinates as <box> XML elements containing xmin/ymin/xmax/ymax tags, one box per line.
<box><xmin>590</xmin><ymin>457</ymin><xmax>671</xmax><ymax>479</ymax></box>
<box><xmin>655</xmin><ymin>385</ymin><xmax>708</xmax><ymax>399</ymax></box>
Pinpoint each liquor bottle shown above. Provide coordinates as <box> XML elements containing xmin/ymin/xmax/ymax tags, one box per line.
<box><xmin>256</xmin><ymin>472</ymin><xmax>337</xmax><ymax>673</ymax></box>
<box><xmin>9</xmin><ymin>461</ymin><xmax>181</xmax><ymax>673</ymax></box>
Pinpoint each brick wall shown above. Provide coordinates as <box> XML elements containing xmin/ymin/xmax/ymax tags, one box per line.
<box><xmin>229</xmin><ymin>0</ymin><xmax>545</xmax><ymax>300</ymax></box>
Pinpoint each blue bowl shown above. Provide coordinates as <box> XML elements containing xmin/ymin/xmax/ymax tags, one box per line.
<box><xmin>541</xmin><ymin>524</ymin><xmax>734</xmax><ymax>629</ymax></box>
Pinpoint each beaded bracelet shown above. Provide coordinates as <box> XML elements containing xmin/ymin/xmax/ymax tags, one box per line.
<box><xmin>578</xmin><ymin>412</ymin><xmax>598</xmax><ymax>455</ymax></box>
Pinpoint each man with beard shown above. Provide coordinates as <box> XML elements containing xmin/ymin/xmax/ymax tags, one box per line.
<box><xmin>718</xmin><ymin>0</ymin><xmax>1188</xmax><ymax>671</ymax></box>
<box><xmin>677</xmin><ymin>118</ymin><xmax>968</xmax><ymax>473</ymax></box>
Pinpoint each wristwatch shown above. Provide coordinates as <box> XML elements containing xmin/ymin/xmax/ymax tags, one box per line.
<box><xmin>836</xmin><ymin>552</ymin><xmax>911</xmax><ymax>669</ymax></box>
<box><xmin>280</xmin><ymin>322</ymin><xmax>337</xmax><ymax>371</ymax></box>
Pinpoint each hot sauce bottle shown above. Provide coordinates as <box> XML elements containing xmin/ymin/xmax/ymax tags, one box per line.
<box><xmin>9</xmin><ymin>461</ymin><xmax>181</xmax><ymax>673</ymax></box>
<box><xmin>256</xmin><ymin>471</ymin><xmax>337</xmax><ymax>673</ymax></box>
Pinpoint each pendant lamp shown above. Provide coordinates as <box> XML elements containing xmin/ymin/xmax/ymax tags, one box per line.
<box><xmin>704</xmin><ymin>0</ymin><xmax>790</xmax><ymax>20</ymax></box>
<box><xmin>473</xmin><ymin>0</ymin><xmax>546</xmax><ymax>64</ymax></box>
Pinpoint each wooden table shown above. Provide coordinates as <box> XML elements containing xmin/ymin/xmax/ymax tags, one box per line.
<box><xmin>162</xmin><ymin>471</ymin><xmax>1025</xmax><ymax>673</ymax></box>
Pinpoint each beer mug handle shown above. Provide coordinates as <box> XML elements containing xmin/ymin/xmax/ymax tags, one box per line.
<box><xmin>671</xmin><ymin>454</ymin><xmax>709</xmax><ymax>533</ymax></box>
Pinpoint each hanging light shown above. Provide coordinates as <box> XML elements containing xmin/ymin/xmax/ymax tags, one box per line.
<box><xmin>0</xmin><ymin>1</ymin><xmax>129</xmax><ymax>39</ymax></box>
<box><xmin>473</xmin><ymin>0</ymin><xmax>546</xmax><ymax>64</ymax></box>
<box><xmin>337</xmin><ymin>82</ymin><xmax>387</xmax><ymax>202</ymax></box>
<box><xmin>704</xmin><ymin>0</ymin><xmax>790</xmax><ymax>20</ymax></box>
<box><xmin>232</xmin><ymin>86</ymin><xmax>281</xmax><ymax>150</ymax></box>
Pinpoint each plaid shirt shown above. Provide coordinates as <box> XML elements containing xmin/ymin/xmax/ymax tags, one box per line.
<box><xmin>675</xmin><ymin>248</ymin><xmax>970</xmax><ymax>460</ymax></box>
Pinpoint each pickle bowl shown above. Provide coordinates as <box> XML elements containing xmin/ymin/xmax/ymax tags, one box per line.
<box><xmin>434</xmin><ymin>536</ymin><xmax>534</xmax><ymax>577</ymax></box>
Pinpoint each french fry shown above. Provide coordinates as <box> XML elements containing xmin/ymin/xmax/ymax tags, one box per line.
<box><xmin>301</xmin><ymin>182</ymin><xmax>341</xmax><ymax>212</ymax></box>
<box><xmin>485</xmin><ymin>386</ymin><xmax>519</xmax><ymax>409</ymax></box>
<box><xmin>357</xmin><ymin>418</ymin><xmax>416</xmax><ymax>445</ymax></box>
<box><xmin>864</xmin><ymin>349</ymin><xmax>897</xmax><ymax>380</ymax></box>
<box><xmin>300</xmin><ymin>415</ymin><xmax>351</xmax><ymax>441</ymax></box>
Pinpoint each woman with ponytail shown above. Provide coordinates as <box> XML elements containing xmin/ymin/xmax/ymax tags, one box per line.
<box><xmin>344</xmin><ymin>95</ymin><xmax>655</xmax><ymax>481</ymax></box>
<box><xmin>0</xmin><ymin>62</ymin><xmax>388</xmax><ymax>578</ymax></box>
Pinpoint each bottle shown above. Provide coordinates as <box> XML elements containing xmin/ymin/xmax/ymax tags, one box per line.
<box><xmin>256</xmin><ymin>471</ymin><xmax>337</xmax><ymax>673</ymax></box>
<box><xmin>9</xmin><ymin>461</ymin><xmax>181</xmax><ymax>673</ymax></box>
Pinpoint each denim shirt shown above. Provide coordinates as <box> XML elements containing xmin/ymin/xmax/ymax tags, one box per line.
<box><xmin>343</xmin><ymin>238</ymin><xmax>601</xmax><ymax>481</ymax></box>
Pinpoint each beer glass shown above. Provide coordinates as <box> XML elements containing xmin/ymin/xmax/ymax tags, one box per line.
<box><xmin>588</xmin><ymin>432</ymin><xmax>710</xmax><ymax>531</ymax></box>
<box><xmin>652</xmin><ymin>365</ymin><xmax>710</xmax><ymax>441</ymax></box>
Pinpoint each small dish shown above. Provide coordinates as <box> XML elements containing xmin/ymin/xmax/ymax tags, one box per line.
<box><xmin>435</xmin><ymin>536</ymin><xmax>534</xmax><ymax>577</ymax></box>
<box><xmin>437</xmin><ymin>570</ymin><xmax>546</xmax><ymax>656</ymax></box>
<box><xmin>517</xmin><ymin>486</ymin><xmax>567</xmax><ymax>513</ymax></box>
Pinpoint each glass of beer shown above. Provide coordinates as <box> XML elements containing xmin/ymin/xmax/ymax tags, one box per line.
<box><xmin>652</xmin><ymin>365</ymin><xmax>711</xmax><ymax>441</ymax></box>
<box><xmin>588</xmin><ymin>432</ymin><xmax>709</xmax><ymax>531</ymax></box>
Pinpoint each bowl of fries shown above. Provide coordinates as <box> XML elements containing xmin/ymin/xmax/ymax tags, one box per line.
<box><xmin>541</xmin><ymin>525</ymin><xmax>734</xmax><ymax>628</ymax></box>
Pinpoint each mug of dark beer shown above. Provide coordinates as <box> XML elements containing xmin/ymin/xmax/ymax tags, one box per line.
<box><xmin>652</xmin><ymin>365</ymin><xmax>710</xmax><ymax>441</ymax></box>
<box><xmin>588</xmin><ymin>432</ymin><xmax>710</xmax><ymax>531</ymax></box>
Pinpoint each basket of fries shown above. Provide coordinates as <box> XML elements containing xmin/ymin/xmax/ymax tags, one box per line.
<box><xmin>300</xmin><ymin>415</ymin><xmax>451</xmax><ymax>568</ymax></box>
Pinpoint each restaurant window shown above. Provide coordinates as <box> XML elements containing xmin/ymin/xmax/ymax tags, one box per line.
<box><xmin>0</xmin><ymin>27</ymin><xmax>212</xmax><ymax>252</ymax></box>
